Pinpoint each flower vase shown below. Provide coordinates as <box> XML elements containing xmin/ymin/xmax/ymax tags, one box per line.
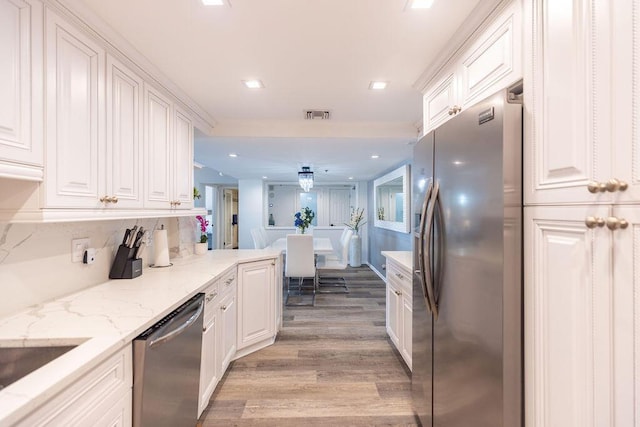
<box><xmin>194</xmin><ymin>242</ymin><xmax>208</xmax><ymax>255</ymax></box>
<box><xmin>349</xmin><ymin>234</ymin><xmax>362</xmax><ymax>267</ymax></box>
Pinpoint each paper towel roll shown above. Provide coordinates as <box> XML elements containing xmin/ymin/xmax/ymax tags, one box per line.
<box><xmin>153</xmin><ymin>229</ymin><xmax>171</xmax><ymax>267</ymax></box>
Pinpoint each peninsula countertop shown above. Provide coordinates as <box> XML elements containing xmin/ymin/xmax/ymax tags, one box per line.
<box><xmin>0</xmin><ymin>249</ymin><xmax>280</xmax><ymax>426</ymax></box>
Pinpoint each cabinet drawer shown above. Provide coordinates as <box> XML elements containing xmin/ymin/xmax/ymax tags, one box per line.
<box><xmin>386</xmin><ymin>261</ymin><xmax>412</xmax><ymax>295</ymax></box>
<box><xmin>220</xmin><ymin>268</ymin><xmax>237</xmax><ymax>292</ymax></box>
<box><xmin>18</xmin><ymin>344</ymin><xmax>132</xmax><ymax>426</ymax></box>
<box><xmin>202</xmin><ymin>281</ymin><xmax>220</xmax><ymax>324</ymax></box>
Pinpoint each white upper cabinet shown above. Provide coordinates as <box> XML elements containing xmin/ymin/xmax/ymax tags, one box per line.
<box><xmin>524</xmin><ymin>0</ymin><xmax>639</xmax><ymax>205</ymax></box>
<box><xmin>422</xmin><ymin>1</ymin><xmax>522</xmax><ymax>134</ymax></box>
<box><xmin>0</xmin><ymin>0</ymin><xmax>43</xmax><ymax>181</ymax></box>
<box><xmin>173</xmin><ymin>105</ymin><xmax>194</xmax><ymax>209</ymax></box>
<box><xmin>143</xmin><ymin>85</ymin><xmax>194</xmax><ymax>210</ymax></box>
<box><xmin>143</xmin><ymin>84</ymin><xmax>172</xmax><ymax>209</ymax></box>
<box><xmin>44</xmin><ymin>7</ymin><xmax>105</xmax><ymax>208</ymax></box>
<box><xmin>106</xmin><ymin>54</ymin><xmax>143</xmax><ymax>209</ymax></box>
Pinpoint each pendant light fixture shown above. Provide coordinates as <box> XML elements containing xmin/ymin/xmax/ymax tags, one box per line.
<box><xmin>298</xmin><ymin>166</ymin><xmax>314</xmax><ymax>192</ymax></box>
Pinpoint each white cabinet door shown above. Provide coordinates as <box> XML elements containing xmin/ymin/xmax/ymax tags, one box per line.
<box><xmin>611</xmin><ymin>0</ymin><xmax>640</xmax><ymax>203</ymax></box>
<box><xmin>459</xmin><ymin>1</ymin><xmax>520</xmax><ymax>108</ymax></box>
<box><xmin>400</xmin><ymin>293</ymin><xmax>412</xmax><ymax>371</ymax></box>
<box><xmin>611</xmin><ymin>205</ymin><xmax>640</xmax><ymax>425</ymax></box>
<box><xmin>173</xmin><ymin>106</ymin><xmax>193</xmax><ymax>209</ymax></box>
<box><xmin>143</xmin><ymin>84</ymin><xmax>172</xmax><ymax>209</ymax></box>
<box><xmin>386</xmin><ymin>280</ymin><xmax>401</xmax><ymax>347</ymax></box>
<box><xmin>198</xmin><ymin>315</ymin><xmax>217</xmax><ymax>417</ymax></box>
<box><xmin>237</xmin><ymin>260</ymin><xmax>275</xmax><ymax>350</ymax></box>
<box><xmin>525</xmin><ymin>205</ymin><xmax>613</xmax><ymax>427</ymax></box>
<box><xmin>524</xmin><ymin>0</ymin><xmax>613</xmax><ymax>205</ymax></box>
<box><xmin>217</xmin><ymin>290</ymin><xmax>237</xmax><ymax>376</ymax></box>
<box><xmin>0</xmin><ymin>0</ymin><xmax>43</xmax><ymax>178</ymax></box>
<box><xmin>44</xmin><ymin>8</ymin><xmax>104</xmax><ymax>208</ymax></box>
<box><xmin>106</xmin><ymin>54</ymin><xmax>143</xmax><ymax>208</ymax></box>
<box><xmin>423</xmin><ymin>73</ymin><xmax>457</xmax><ymax>133</ymax></box>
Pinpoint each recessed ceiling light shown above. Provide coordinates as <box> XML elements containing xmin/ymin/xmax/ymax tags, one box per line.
<box><xmin>407</xmin><ymin>0</ymin><xmax>434</xmax><ymax>9</ymax></box>
<box><xmin>369</xmin><ymin>81</ymin><xmax>388</xmax><ymax>90</ymax></box>
<box><xmin>348</xmin><ymin>176</ymin><xmax>354</xmax><ymax>180</ymax></box>
<box><xmin>219</xmin><ymin>172</ymin><xmax>224</xmax><ymax>176</ymax></box>
<box><xmin>228</xmin><ymin>153</ymin><xmax>238</xmax><ymax>158</ymax></box>
<box><xmin>202</xmin><ymin>0</ymin><xmax>230</xmax><ymax>5</ymax></box>
<box><xmin>262</xmin><ymin>176</ymin><xmax>268</xmax><ymax>179</ymax></box>
<box><xmin>371</xmin><ymin>155</ymin><xmax>380</xmax><ymax>159</ymax></box>
<box><xmin>242</xmin><ymin>79</ymin><xmax>264</xmax><ymax>89</ymax></box>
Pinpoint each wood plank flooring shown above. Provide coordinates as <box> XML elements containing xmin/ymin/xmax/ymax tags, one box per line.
<box><xmin>199</xmin><ymin>266</ymin><xmax>419</xmax><ymax>426</ymax></box>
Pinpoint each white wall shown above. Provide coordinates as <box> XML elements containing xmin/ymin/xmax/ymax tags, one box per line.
<box><xmin>238</xmin><ymin>179</ymin><xmax>264</xmax><ymax>249</ymax></box>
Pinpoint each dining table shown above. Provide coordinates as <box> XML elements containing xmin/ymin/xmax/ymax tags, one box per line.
<box><xmin>268</xmin><ymin>236</ymin><xmax>334</xmax><ymax>255</ymax></box>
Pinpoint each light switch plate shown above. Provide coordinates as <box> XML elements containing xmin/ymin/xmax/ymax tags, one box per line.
<box><xmin>71</xmin><ymin>238</ymin><xmax>90</xmax><ymax>263</ymax></box>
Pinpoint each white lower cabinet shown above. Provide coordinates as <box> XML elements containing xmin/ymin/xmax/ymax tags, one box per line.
<box><xmin>217</xmin><ymin>286</ymin><xmax>237</xmax><ymax>376</ymax></box>
<box><xmin>17</xmin><ymin>344</ymin><xmax>132</xmax><ymax>426</ymax></box>
<box><xmin>237</xmin><ymin>260</ymin><xmax>276</xmax><ymax>351</ymax></box>
<box><xmin>198</xmin><ymin>281</ymin><xmax>219</xmax><ymax>417</ymax></box>
<box><xmin>384</xmin><ymin>257</ymin><xmax>412</xmax><ymax>370</ymax></box>
<box><xmin>525</xmin><ymin>205</ymin><xmax>620</xmax><ymax>426</ymax></box>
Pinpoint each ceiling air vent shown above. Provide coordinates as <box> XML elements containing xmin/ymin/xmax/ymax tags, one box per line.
<box><xmin>305</xmin><ymin>110</ymin><xmax>331</xmax><ymax>120</ymax></box>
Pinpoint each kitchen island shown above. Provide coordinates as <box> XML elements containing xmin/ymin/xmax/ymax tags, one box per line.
<box><xmin>0</xmin><ymin>249</ymin><xmax>281</xmax><ymax>426</ymax></box>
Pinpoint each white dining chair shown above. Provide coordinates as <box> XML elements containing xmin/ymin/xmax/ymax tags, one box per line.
<box><xmin>257</xmin><ymin>227</ymin><xmax>270</xmax><ymax>247</ymax></box>
<box><xmin>250</xmin><ymin>228</ymin><xmax>266</xmax><ymax>249</ymax></box>
<box><xmin>284</xmin><ymin>234</ymin><xmax>317</xmax><ymax>306</ymax></box>
<box><xmin>316</xmin><ymin>229</ymin><xmax>353</xmax><ymax>293</ymax></box>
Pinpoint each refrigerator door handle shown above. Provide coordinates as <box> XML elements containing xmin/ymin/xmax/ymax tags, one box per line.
<box><xmin>424</xmin><ymin>182</ymin><xmax>440</xmax><ymax>319</ymax></box>
<box><xmin>416</xmin><ymin>181</ymin><xmax>435</xmax><ymax>313</ymax></box>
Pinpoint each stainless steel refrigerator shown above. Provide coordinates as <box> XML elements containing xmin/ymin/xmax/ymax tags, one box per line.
<box><xmin>412</xmin><ymin>85</ymin><xmax>523</xmax><ymax>427</ymax></box>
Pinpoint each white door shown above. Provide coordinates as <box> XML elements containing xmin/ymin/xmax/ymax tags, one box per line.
<box><xmin>223</xmin><ymin>188</ymin><xmax>236</xmax><ymax>249</ymax></box>
<box><xmin>525</xmin><ymin>205</ymin><xmax>612</xmax><ymax>427</ymax></box>
<box><xmin>329</xmin><ymin>189</ymin><xmax>351</xmax><ymax>227</ymax></box>
<box><xmin>44</xmin><ymin>9</ymin><xmax>104</xmax><ymax>208</ymax></box>
<box><xmin>106</xmin><ymin>54</ymin><xmax>143</xmax><ymax>208</ymax></box>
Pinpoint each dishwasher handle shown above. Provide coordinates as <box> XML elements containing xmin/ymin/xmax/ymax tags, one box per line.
<box><xmin>148</xmin><ymin>299</ymin><xmax>204</xmax><ymax>348</ymax></box>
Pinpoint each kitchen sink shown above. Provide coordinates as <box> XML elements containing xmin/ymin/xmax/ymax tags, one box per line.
<box><xmin>0</xmin><ymin>345</ymin><xmax>78</xmax><ymax>390</ymax></box>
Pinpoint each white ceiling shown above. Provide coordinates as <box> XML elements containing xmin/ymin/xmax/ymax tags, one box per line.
<box><xmin>75</xmin><ymin>0</ymin><xmax>485</xmax><ymax>182</ymax></box>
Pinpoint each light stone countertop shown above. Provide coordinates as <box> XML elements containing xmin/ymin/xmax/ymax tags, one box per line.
<box><xmin>0</xmin><ymin>249</ymin><xmax>280</xmax><ymax>426</ymax></box>
<box><xmin>381</xmin><ymin>251</ymin><xmax>412</xmax><ymax>273</ymax></box>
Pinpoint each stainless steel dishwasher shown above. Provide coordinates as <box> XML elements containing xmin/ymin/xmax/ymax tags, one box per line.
<box><xmin>133</xmin><ymin>293</ymin><xmax>204</xmax><ymax>427</ymax></box>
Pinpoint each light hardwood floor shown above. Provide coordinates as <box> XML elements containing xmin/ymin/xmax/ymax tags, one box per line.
<box><xmin>199</xmin><ymin>266</ymin><xmax>419</xmax><ymax>426</ymax></box>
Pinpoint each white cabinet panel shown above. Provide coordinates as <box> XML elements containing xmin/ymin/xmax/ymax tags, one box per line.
<box><xmin>386</xmin><ymin>279</ymin><xmax>401</xmax><ymax>348</ymax></box>
<box><xmin>217</xmin><ymin>289</ymin><xmax>236</xmax><ymax>376</ymax></box>
<box><xmin>0</xmin><ymin>0</ymin><xmax>43</xmax><ymax>178</ymax></box>
<box><xmin>18</xmin><ymin>345</ymin><xmax>132</xmax><ymax>426</ymax></box>
<box><xmin>400</xmin><ymin>294</ymin><xmax>412</xmax><ymax>370</ymax></box>
<box><xmin>237</xmin><ymin>260</ymin><xmax>275</xmax><ymax>350</ymax></box>
<box><xmin>143</xmin><ymin>84</ymin><xmax>172</xmax><ymax>209</ymax></box>
<box><xmin>525</xmin><ymin>206</ymin><xmax>612</xmax><ymax>427</ymax></box>
<box><xmin>173</xmin><ymin>106</ymin><xmax>193</xmax><ymax>209</ymax></box>
<box><xmin>524</xmin><ymin>0</ymin><xmax>613</xmax><ymax>204</ymax></box>
<box><xmin>44</xmin><ymin>8</ymin><xmax>104</xmax><ymax>208</ymax></box>
<box><xmin>423</xmin><ymin>73</ymin><xmax>457</xmax><ymax>133</ymax></box>
<box><xmin>199</xmin><ymin>315</ymin><xmax>217</xmax><ymax>417</ymax></box>
<box><xmin>106</xmin><ymin>54</ymin><xmax>143</xmax><ymax>208</ymax></box>
<box><xmin>611</xmin><ymin>205</ymin><xmax>640</xmax><ymax>425</ymax></box>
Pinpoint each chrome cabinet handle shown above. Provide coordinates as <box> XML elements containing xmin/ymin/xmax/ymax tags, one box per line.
<box><xmin>206</xmin><ymin>292</ymin><xmax>218</xmax><ymax>302</ymax></box>
<box><xmin>587</xmin><ymin>182</ymin><xmax>606</xmax><ymax>193</ymax></box>
<box><xmin>585</xmin><ymin>216</ymin><xmax>605</xmax><ymax>229</ymax></box>
<box><xmin>606</xmin><ymin>217</ymin><xmax>629</xmax><ymax>230</ymax></box>
<box><xmin>395</xmin><ymin>273</ymin><xmax>404</xmax><ymax>280</ymax></box>
<box><xmin>447</xmin><ymin>105</ymin><xmax>461</xmax><ymax>116</ymax></box>
<box><xmin>394</xmin><ymin>290</ymin><xmax>402</xmax><ymax>296</ymax></box>
<box><xmin>221</xmin><ymin>305</ymin><xmax>227</xmax><ymax>311</ymax></box>
<box><xmin>100</xmin><ymin>196</ymin><xmax>119</xmax><ymax>203</ymax></box>
<box><xmin>110</xmin><ymin>196</ymin><xmax>118</xmax><ymax>204</ymax></box>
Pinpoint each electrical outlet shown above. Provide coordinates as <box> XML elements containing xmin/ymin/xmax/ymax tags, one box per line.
<box><xmin>71</xmin><ymin>238</ymin><xmax>90</xmax><ymax>263</ymax></box>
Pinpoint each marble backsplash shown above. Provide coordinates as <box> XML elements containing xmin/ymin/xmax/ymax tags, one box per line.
<box><xmin>0</xmin><ymin>216</ymin><xmax>200</xmax><ymax>318</ymax></box>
